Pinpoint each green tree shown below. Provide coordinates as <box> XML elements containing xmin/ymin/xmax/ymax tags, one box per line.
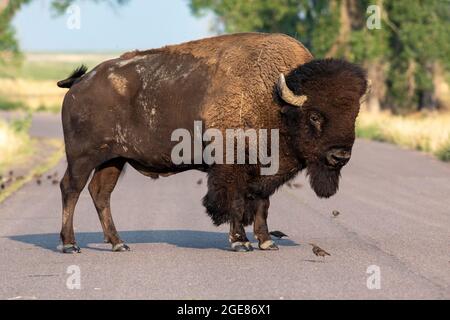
<box><xmin>190</xmin><ymin>0</ymin><xmax>450</xmax><ymax>113</ymax></box>
<box><xmin>0</xmin><ymin>0</ymin><xmax>31</xmax><ymax>64</ymax></box>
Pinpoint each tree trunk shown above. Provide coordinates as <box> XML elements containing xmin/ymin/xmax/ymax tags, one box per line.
<box><xmin>363</xmin><ymin>60</ymin><xmax>387</xmax><ymax>113</ymax></box>
<box><xmin>432</xmin><ymin>62</ymin><xmax>450</xmax><ymax>111</ymax></box>
<box><xmin>326</xmin><ymin>0</ymin><xmax>351</xmax><ymax>58</ymax></box>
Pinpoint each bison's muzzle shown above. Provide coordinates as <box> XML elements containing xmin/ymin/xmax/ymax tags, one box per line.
<box><xmin>325</xmin><ymin>148</ymin><xmax>351</xmax><ymax>168</ymax></box>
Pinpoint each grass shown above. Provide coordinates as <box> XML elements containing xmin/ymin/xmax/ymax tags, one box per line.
<box><xmin>0</xmin><ymin>52</ymin><xmax>116</xmax><ymax>112</ymax></box>
<box><xmin>0</xmin><ymin>77</ymin><xmax>63</xmax><ymax>112</ymax></box>
<box><xmin>0</xmin><ymin>116</ymin><xmax>34</xmax><ymax>173</ymax></box>
<box><xmin>356</xmin><ymin>111</ymin><xmax>450</xmax><ymax>162</ymax></box>
<box><xmin>0</xmin><ymin>140</ymin><xmax>64</xmax><ymax>203</ymax></box>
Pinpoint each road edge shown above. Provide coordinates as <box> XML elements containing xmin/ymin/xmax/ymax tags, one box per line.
<box><xmin>0</xmin><ymin>140</ymin><xmax>64</xmax><ymax>204</ymax></box>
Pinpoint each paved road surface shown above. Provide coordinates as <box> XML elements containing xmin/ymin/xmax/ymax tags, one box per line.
<box><xmin>0</xmin><ymin>113</ymin><xmax>449</xmax><ymax>299</ymax></box>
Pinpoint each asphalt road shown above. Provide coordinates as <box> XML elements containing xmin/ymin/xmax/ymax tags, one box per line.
<box><xmin>0</xmin><ymin>113</ymin><xmax>449</xmax><ymax>299</ymax></box>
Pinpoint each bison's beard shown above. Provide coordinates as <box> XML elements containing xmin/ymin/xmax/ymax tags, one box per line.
<box><xmin>306</xmin><ymin>161</ymin><xmax>341</xmax><ymax>198</ymax></box>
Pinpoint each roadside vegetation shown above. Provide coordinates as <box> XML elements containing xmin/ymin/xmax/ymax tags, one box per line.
<box><xmin>356</xmin><ymin>111</ymin><xmax>450</xmax><ymax>162</ymax></box>
<box><xmin>0</xmin><ymin>115</ymin><xmax>33</xmax><ymax>173</ymax></box>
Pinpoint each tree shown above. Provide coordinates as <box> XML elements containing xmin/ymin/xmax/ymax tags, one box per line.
<box><xmin>190</xmin><ymin>0</ymin><xmax>450</xmax><ymax>113</ymax></box>
<box><xmin>0</xmin><ymin>0</ymin><xmax>31</xmax><ymax>63</ymax></box>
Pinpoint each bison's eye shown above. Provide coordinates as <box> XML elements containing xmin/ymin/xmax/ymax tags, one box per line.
<box><xmin>309</xmin><ymin>112</ymin><xmax>323</xmax><ymax>133</ymax></box>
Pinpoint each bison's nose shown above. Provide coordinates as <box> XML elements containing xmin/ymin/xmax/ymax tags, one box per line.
<box><xmin>326</xmin><ymin>148</ymin><xmax>351</xmax><ymax>168</ymax></box>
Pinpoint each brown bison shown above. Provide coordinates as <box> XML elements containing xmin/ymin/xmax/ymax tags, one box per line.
<box><xmin>57</xmin><ymin>33</ymin><xmax>368</xmax><ymax>253</ymax></box>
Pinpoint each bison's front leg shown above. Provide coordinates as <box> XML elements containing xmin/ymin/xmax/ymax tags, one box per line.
<box><xmin>229</xmin><ymin>217</ymin><xmax>253</xmax><ymax>252</ymax></box>
<box><xmin>253</xmin><ymin>198</ymin><xmax>278</xmax><ymax>250</ymax></box>
<box><xmin>203</xmin><ymin>165</ymin><xmax>254</xmax><ymax>252</ymax></box>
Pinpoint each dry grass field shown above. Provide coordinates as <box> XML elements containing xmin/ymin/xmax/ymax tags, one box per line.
<box><xmin>357</xmin><ymin>111</ymin><xmax>450</xmax><ymax>162</ymax></box>
<box><xmin>0</xmin><ymin>53</ymin><xmax>116</xmax><ymax>112</ymax></box>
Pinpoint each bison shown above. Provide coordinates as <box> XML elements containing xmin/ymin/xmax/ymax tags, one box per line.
<box><xmin>57</xmin><ymin>33</ymin><xmax>368</xmax><ymax>253</ymax></box>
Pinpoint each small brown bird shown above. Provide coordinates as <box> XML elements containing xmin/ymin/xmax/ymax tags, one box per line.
<box><xmin>36</xmin><ymin>179</ymin><xmax>42</xmax><ymax>185</ymax></box>
<box><xmin>332</xmin><ymin>210</ymin><xmax>340</xmax><ymax>217</ymax></box>
<box><xmin>270</xmin><ymin>230</ymin><xmax>288</xmax><ymax>239</ymax></box>
<box><xmin>52</xmin><ymin>179</ymin><xmax>59</xmax><ymax>185</ymax></box>
<box><xmin>196</xmin><ymin>178</ymin><xmax>203</xmax><ymax>185</ymax></box>
<box><xmin>309</xmin><ymin>243</ymin><xmax>331</xmax><ymax>258</ymax></box>
<box><xmin>1</xmin><ymin>183</ymin><xmax>5</xmax><ymax>190</ymax></box>
<box><xmin>47</xmin><ymin>175</ymin><xmax>52</xmax><ymax>180</ymax></box>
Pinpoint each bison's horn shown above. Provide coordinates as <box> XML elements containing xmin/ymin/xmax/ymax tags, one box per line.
<box><xmin>277</xmin><ymin>74</ymin><xmax>307</xmax><ymax>107</ymax></box>
<box><xmin>360</xmin><ymin>79</ymin><xmax>372</xmax><ymax>105</ymax></box>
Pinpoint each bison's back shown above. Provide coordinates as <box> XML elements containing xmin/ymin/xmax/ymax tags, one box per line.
<box><xmin>164</xmin><ymin>33</ymin><xmax>313</xmax><ymax>129</ymax></box>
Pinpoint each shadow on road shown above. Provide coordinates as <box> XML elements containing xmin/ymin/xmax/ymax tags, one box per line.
<box><xmin>7</xmin><ymin>230</ymin><xmax>298</xmax><ymax>252</ymax></box>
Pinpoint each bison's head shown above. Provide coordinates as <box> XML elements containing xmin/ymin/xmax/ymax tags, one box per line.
<box><xmin>277</xmin><ymin>59</ymin><xmax>369</xmax><ymax>198</ymax></box>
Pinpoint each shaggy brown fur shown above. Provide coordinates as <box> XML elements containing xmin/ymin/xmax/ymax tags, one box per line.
<box><xmin>57</xmin><ymin>33</ymin><xmax>367</xmax><ymax>253</ymax></box>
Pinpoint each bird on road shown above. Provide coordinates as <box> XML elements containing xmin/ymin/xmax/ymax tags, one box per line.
<box><xmin>270</xmin><ymin>231</ymin><xmax>288</xmax><ymax>239</ymax></box>
<box><xmin>332</xmin><ymin>210</ymin><xmax>340</xmax><ymax>217</ymax></box>
<box><xmin>34</xmin><ymin>174</ymin><xmax>42</xmax><ymax>185</ymax></box>
<box><xmin>309</xmin><ymin>243</ymin><xmax>331</xmax><ymax>258</ymax></box>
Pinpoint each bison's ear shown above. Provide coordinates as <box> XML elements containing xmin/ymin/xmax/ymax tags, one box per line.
<box><xmin>359</xmin><ymin>79</ymin><xmax>372</xmax><ymax>105</ymax></box>
<box><xmin>277</xmin><ymin>74</ymin><xmax>308</xmax><ymax>108</ymax></box>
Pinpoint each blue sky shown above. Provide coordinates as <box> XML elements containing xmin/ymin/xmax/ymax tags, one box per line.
<box><xmin>13</xmin><ymin>0</ymin><xmax>212</xmax><ymax>52</ymax></box>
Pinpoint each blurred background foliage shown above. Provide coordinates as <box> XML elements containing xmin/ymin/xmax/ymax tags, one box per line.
<box><xmin>190</xmin><ymin>0</ymin><xmax>450</xmax><ymax>114</ymax></box>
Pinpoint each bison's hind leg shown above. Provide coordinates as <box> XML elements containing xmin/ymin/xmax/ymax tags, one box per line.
<box><xmin>88</xmin><ymin>158</ymin><xmax>130</xmax><ymax>252</ymax></box>
<box><xmin>60</xmin><ymin>156</ymin><xmax>99</xmax><ymax>253</ymax></box>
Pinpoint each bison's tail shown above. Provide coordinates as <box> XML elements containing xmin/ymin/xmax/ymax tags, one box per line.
<box><xmin>57</xmin><ymin>65</ymin><xmax>88</xmax><ymax>88</ymax></box>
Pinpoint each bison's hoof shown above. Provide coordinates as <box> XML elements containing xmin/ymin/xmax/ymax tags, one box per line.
<box><xmin>62</xmin><ymin>244</ymin><xmax>81</xmax><ymax>254</ymax></box>
<box><xmin>259</xmin><ymin>240</ymin><xmax>279</xmax><ymax>251</ymax></box>
<box><xmin>231</xmin><ymin>241</ymin><xmax>253</xmax><ymax>252</ymax></box>
<box><xmin>112</xmin><ymin>243</ymin><xmax>130</xmax><ymax>252</ymax></box>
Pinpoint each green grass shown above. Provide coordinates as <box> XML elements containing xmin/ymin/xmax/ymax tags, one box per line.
<box><xmin>0</xmin><ymin>54</ymin><xmax>113</xmax><ymax>81</ymax></box>
<box><xmin>0</xmin><ymin>96</ymin><xmax>25</xmax><ymax>111</ymax></box>
<box><xmin>355</xmin><ymin>122</ymin><xmax>385</xmax><ymax>142</ymax></box>
<box><xmin>0</xmin><ymin>61</ymin><xmax>76</xmax><ymax>80</ymax></box>
<box><xmin>436</xmin><ymin>141</ymin><xmax>450</xmax><ymax>162</ymax></box>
